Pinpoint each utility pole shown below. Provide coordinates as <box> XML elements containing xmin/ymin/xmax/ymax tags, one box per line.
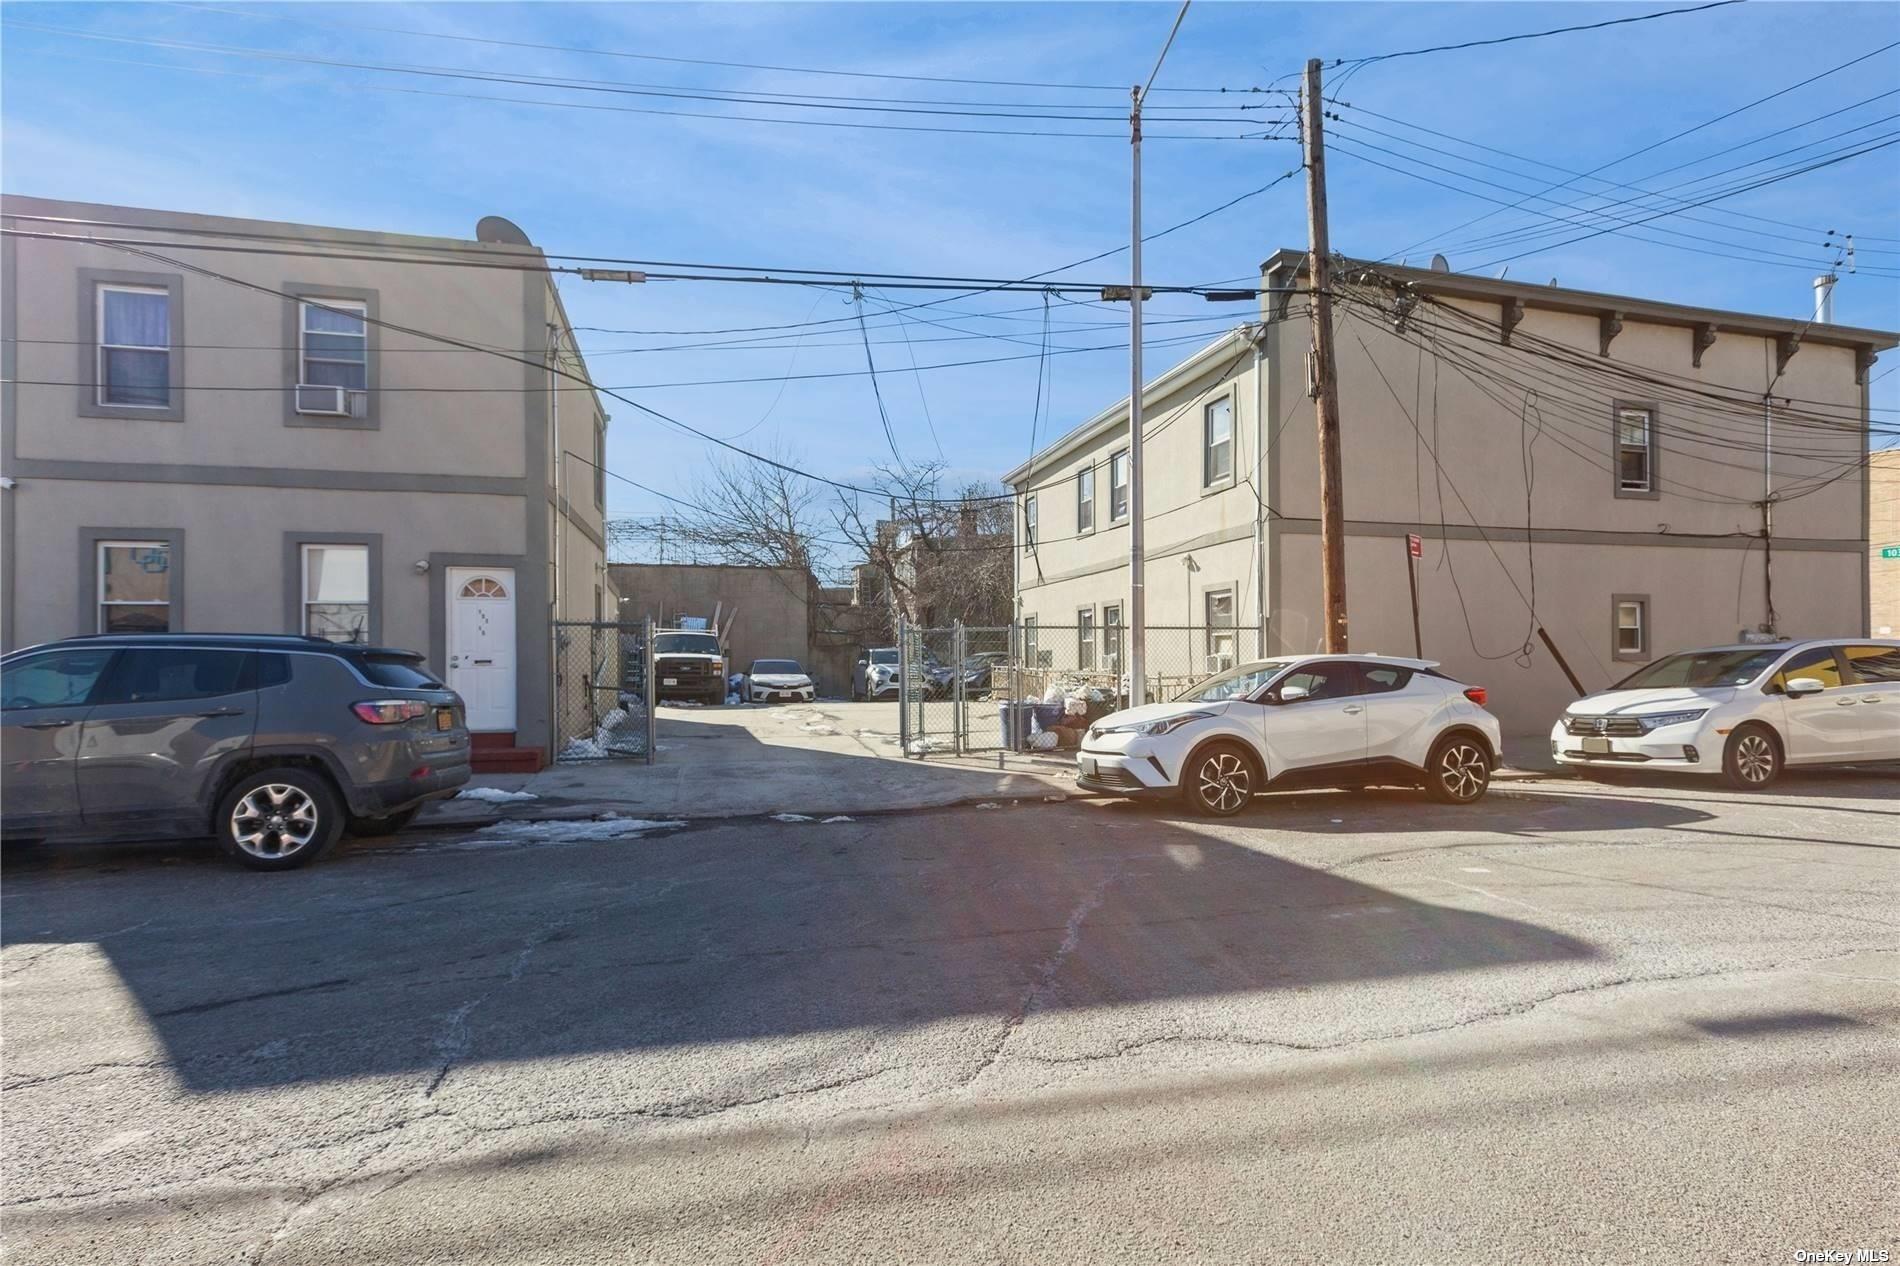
<box><xmin>1127</xmin><ymin>83</ymin><xmax>1147</xmax><ymax>704</ymax></box>
<box><xmin>1301</xmin><ymin>57</ymin><xmax>1349</xmax><ymax>653</ymax></box>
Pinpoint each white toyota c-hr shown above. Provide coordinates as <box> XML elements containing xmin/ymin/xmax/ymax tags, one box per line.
<box><xmin>1551</xmin><ymin>639</ymin><xmax>1900</xmax><ymax>789</ymax></box>
<box><xmin>1077</xmin><ymin>655</ymin><xmax>1503</xmax><ymax>816</ymax></box>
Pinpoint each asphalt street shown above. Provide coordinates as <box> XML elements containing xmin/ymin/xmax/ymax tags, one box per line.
<box><xmin>3</xmin><ymin>772</ymin><xmax>1896</xmax><ymax>1264</ymax></box>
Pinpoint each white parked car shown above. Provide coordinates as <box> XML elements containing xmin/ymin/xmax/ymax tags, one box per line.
<box><xmin>1551</xmin><ymin>639</ymin><xmax>1900</xmax><ymax>789</ymax></box>
<box><xmin>747</xmin><ymin>658</ymin><xmax>815</xmax><ymax>704</ymax></box>
<box><xmin>1077</xmin><ymin>655</ymin><xmax>1503</xmax><ymax>816</ymax></box>
<box><xmin>853</xmin><ymin>647</ymin><xmax>901</xmax><ymax>700</ymax></box>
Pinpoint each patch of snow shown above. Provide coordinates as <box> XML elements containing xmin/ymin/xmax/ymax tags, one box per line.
<box><xmin>906</xmin><ymin>737</ymin><xmax>954</xmax><ymax>755</ymax></box>
<box><xmin>800</xmin><ymin>722</ymin><xmax>841</xmax><ymax>736</ymax></box>
<box><xmin>471</xmin><ymin>818</ymin><xmax>685</xmax><ymax>845</ymax></box>
<box><xmin>821</xmin><ymin>815</ymin><xmax>854</xmax><ymax>824</ymax></box>
<box><xmin>725</xmin><ymin>694</ymin><xmax>743</xmax><ymax>705</ymax></box>
<box><xmin>974</xmin><ymin>802</ymin><xmax>1002</xmax><ymax>810</ymax></box>
<box><xmin>770</xmin><ymin>813</ymin><xmax>815</xmax><ymax>823</ymax></box>
<box><xmin>454</xmin><ymin>787</ymin><xmax>540</xmax><ymax>804</ymax></box>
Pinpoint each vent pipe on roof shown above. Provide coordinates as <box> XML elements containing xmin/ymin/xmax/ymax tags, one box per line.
<box><xmin>1812</xmin><ymin>273</ymin><xmax>1836</xmax><ymax>324</ymax></box>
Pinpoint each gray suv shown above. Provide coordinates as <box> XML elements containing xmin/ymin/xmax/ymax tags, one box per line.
<box><xmin>1</xmin><ymin>633</ymin><xmax>471</xmax><ymax>870</ymax></box>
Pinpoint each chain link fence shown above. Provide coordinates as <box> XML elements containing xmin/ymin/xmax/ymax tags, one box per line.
<box><xmin>899</xmin><ymin>622</ymin><xmax>1262</xmax><ymax>757</ymax></box>
<box><xmin>552</xmin><ymin>619</ymin><xmax>656</xmax><ymax>763</ymax></box>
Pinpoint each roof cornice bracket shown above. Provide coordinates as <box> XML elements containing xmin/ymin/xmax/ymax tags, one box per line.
<box><xmin>1598</xmin><ymin>310</ymin><xmax>1624</xmax><ymax>358</ymax></box>
<box><xmin>1775</xmin><ymin>332</ymin><xmax>1801</xmax><ymax>378</ymax></box>
<box><xmin>1692</xmin><ymin>322</ymin><xmax>1718</xmax><ymax>369</ymax></box>
<box><xmin>1856</xmin><ymin>347</ymin><xmax>1877</xmax><ymax>385</ymax></box>
<box><xmin>1500</xmin><ymin>298</ymin><xmax>1525</xmax><ymax>346</ymax></box>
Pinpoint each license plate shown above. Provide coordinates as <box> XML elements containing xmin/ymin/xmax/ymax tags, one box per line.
<box><xmin>1582</xmin><ymin>736</ymin><xmax>1612</xmax><ymax>754</ymax></box>
<box><xmin>435</xmin><ymin>708</ymin><xmax>453</xmax><ymax>732</ymax></box>
<box><xmin>663</xmin><ymin>677</ymin><xmax>678</xmax><ymax>686</ymax></box>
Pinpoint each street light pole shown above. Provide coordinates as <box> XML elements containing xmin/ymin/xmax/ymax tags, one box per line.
<box><xmin>1127</xmin><ymin>84</ymin><xmax>1147</xmax><ymax>705</ymax></box>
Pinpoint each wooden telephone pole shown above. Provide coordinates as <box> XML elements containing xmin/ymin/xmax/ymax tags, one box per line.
<box><xmin>1301</xmin><ymin>57</ymin><xmax>1349</xmax><ymax>653</ymax></box>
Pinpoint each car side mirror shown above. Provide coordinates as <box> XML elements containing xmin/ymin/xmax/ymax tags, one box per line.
<box><xmin>1277</xmin><ymin>685</ymin><xmax>1310</xmax><ymax>704</ymax></box>
<box><xmin>1784</xmin><ymin>677</ymin><xmax>1825</xmax><ymax>698</ymax></box>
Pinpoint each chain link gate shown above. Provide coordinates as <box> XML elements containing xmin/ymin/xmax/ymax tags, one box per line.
<box><xmin>901</xmin><ymin>622</ymin><xmax>1263</xmax><ymax>759</ymax></box>
<box><xmin>552</xmin><ymin>618</ymin><xmax>656</xmax><ymax>763</ymax></box>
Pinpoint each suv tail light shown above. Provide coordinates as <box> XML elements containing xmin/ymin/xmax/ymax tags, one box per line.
<box><xmin>353</xmin><ymin>699</ymin><xmax>429</xmax><ymax>725</ymax></box>
<box><xmin>1463</xmin><ymin>686</ymin><xmax>1489</xmax><ymax>707</ymax></box>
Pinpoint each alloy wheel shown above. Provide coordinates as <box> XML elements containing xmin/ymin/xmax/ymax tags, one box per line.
<box><xmin>1198</xmin><ymin>752</ymin><xmax>1251</xmax><ymax>813</ymax></box>
<box><xmin>1438</xmin><ymin>743</ymin><xmax>1489</xmax><ymax>801</ymax></box>
<box><xmin>1735</xmin><ymin>733</ymin><xmax>1776</xmax><ymax>784</ymax></box>
<box><xmin>230</xmin><ymin>784</ymin><xmax>320</xmax><ymax>859</ymax></box>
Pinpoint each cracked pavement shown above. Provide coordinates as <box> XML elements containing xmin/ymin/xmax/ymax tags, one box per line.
<box><xmin>3</xmin><ymin>771</ymin><xmax>1896</xmax><ymax>1263</ymax></box>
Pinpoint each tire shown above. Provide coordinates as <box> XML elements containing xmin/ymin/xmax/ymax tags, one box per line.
<box><xmin>215</xmin><ymin>767</ymin><xmax>343</xmax><ymax>870</ymax></box>
<box><xmin>1723</xmin><ymin>724</ymin><xmax>1781</xmax><ymax>790</ymax></box>
<box><xmin>1425</xmin><ymin>733</ymin><xmax>1492</xmax><ymax>804</ymax></box>
<box><xmin>347</xmin><ymin>805</ymin><xmax>420</xmax><ymax>837</ymax></box>
<box><xmin>705</xmin><ymin>687</ymin><xmax>725</xmax><ymax>707</ymax></box>
<box><xmin>1183</xmin><ymin>742</ymin><xmax>1257</xmax><ymax>818</ymax></box>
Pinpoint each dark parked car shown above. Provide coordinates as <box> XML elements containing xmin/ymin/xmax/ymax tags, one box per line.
<box><xmin>1</xmin><ymin>633</ymin><xmax>471</xmax><ymax>870</ymax></box>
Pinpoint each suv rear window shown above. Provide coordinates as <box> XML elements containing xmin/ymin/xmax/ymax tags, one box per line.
<box><xmin>350</xmin><ymin>652</ymin><xmax>442</xmax><ymax>689</ymax></box>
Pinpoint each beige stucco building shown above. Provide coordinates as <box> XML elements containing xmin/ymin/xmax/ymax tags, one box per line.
<box><xmin>1873</xmin><ymin>447</ymin><xmax>1900</xmax><ymax>636</ymax></box>
<box><xmin>1006</xmin><ymin>251</ymin><xmax>1894</xmax><ymax>735</ymax></box>
<box><xmin>1</xmin><ymin>195</ymin><xmax>611</xmax><ymax>767</ymax></box>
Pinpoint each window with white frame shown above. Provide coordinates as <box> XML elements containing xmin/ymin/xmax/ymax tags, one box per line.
<box><xmin>301</xmin><ymin>543</ymin><xmax>370</xmax><ymax>643</ymax></box>
<box><xmin>97</xmin><ymin>540</ymin><xmax>172</xmax><ymax>633</ymax></box>
<box><xmin>1023</xmin><ymin>616</ymin><xmax>1042</xmax><ymax>667</ymax></box>
<box><xmin>1616</xmin><ymin>407</ymin><xmax>1654</xmax><ymax>493</ymax></box>
<box><xmin>1076</xmin><ymin>466</ymin><xmax>1095</xmax><ymax>533</ymax></box>
<box><xmin>1023</xmin><ymin>493</ymin><xmax>1038</xmax><ymax>546</ymax></box>
<box><xmin>1205</xmin><ymin>587</ymin><xmax>1236</xmax><ymax>668</ymax></box>
<box><xmin>1109</xmin><ymin>449</ymin><xmax>1130</xmax><ymax>522</ymax></box>
<box><xmin>96</xmin><ymin>286</ymin><xmax>171</xmax><ymax>407</ymax></box>
<box><xmin>1204</xmin><ymin>397</ymin><xmax>1234</xmax><ymax>487</ymax></box>
<box><xmin>1077</xmin><ymin>608</ymin><xmax>1097</xmax><ymax>670</ymax></box>
<box><xmin>1102</xmin><ymin>603</ymin><xmax>1123</xmax><ymax>670</ymax></box>
<box><xmin>299</xmin><ymin>299</ymin><xmax>368</xmax><ymax>393</ymax></box>
<box><xmin>1614</xmin><ymin>596</ymin><xmax>1648</xmax><ymax>660</ymax></box>
<box><xmin>593</xmin><ymin>421</ymin><xmax>606</xmax><ymax>508</ymax></box>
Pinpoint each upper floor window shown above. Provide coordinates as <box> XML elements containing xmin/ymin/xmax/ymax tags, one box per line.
<box><xmin>302</xmin><ymin>543</ymin><xmax>370</xmax><ymax>644</ymax></box>
<box><xmin>97</xmin><ymin>286</ymin><xmax>170</xmax><ymax>407</ymax></box>
<box><xmin>593</xmin><ymin>420</ymin><xmax>606</xmax><ymax>508</ymax></box>
<box><xmin>1077</xmin><ymin>467</ymin><xmax>1095</xmax><ymax>534</ymax></box>
<box><xmin>1616</xmin><ymin>406</ymin><xmax>1655</xmax><ymax>495</ymax></box>
<box><xmin>1109</xmin><ymin>449</ymin><xmax>1130</xmax><ymax>522</ymax></box>
<box><xmin>98</xmin><ymin>540</ymin><xmax>172</xmax><ymax>633</ymax></box>
<box><xmin>1023</xmin><ymin>494</ymin><xmax>1038</xmax><ymax>546</ymax></box>
<box><xmin>1204</xmin><ymin>397</ymin><xmax>1234</xmax><ymax>487</ymax></box>
<box><xmin>300</xmin><ymin>299</ymin><xmax>368</xmax><ymax>392</ymax></box>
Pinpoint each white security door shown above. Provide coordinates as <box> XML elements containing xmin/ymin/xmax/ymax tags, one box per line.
<box><xmin>448</xmin><ymin>567</ymin><xmax>516</xmax><ymax>733</ymax></box>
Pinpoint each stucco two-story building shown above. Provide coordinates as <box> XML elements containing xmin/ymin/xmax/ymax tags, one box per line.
<box><xmin>1006</xmin><ymin>251</ymin><xmax>1894</xmax><ymax>735</ymax></box>
<box><xmin>1</xmin><ymin>195</ymin><xmax>612</xmax><ymax>768</ymax></box>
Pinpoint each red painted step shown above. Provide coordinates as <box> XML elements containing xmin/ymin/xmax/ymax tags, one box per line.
<box><xmin>468</xmin><ymin>732</ymin><xmax>544</xmax><ymax>773</ymax></box>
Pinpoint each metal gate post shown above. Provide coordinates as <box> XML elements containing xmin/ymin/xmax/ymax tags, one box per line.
<box><xmin>1010</xmin><ymin>620</ymin><xmax>1023</xmax><ymax>754</ymax></box>
<box><xmin>898</xmin><ymin>616</ymin><xmax>911</xmax><ymax>757</ymax></box>
<box><xmin>643</xmin><ymin>616</ymin><xmax>657</xmax><ymax>766</ymax></box>
<box><xmin>952</xmin><ymin>621</ymin><xmax>966</xmax><ymax>755</ymax></box>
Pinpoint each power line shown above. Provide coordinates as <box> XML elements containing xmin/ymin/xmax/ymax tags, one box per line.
<box><xmin>1385</xmin><ymin>38</ymin><xmax>1900</xmax><ymax>261</ymax></box>
<box><xmin>1334</xmin><ymin>0</ymin><xmax>1744</xmax><ymax>72</ymax></box>
<box><xmin>165</xmin><ymin>0</ymin><xmax>1247</xmax><ymax>95</ymax></box>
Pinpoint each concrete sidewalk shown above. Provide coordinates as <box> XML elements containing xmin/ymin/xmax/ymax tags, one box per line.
<box><xmin>421</xmin><ymin>700</ymin><xmax>1083</xmax><ymax>828</ymax></box>
<box><xmin>422</xmin><ymin>700</ymin><xmax>1561</xmax><ymax>829</ymax></box>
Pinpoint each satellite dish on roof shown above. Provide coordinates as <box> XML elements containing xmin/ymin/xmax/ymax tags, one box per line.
<box><xmin>1429</xmin><ymin>254</ymin><xmax>1451</xmax><ymax>273</ymax></box>
<box><xmin>475</xmin><ymin>215</ymin><xmax>533</xmax><ymax>246</ymax></box>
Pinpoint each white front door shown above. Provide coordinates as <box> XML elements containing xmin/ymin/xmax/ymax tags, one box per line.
<box><xmin>448</xmin><ymin>567</ymin><xmax>516</xmax><ymax>733</ymax></box>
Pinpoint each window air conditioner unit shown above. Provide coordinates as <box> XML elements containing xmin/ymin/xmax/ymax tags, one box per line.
<box><xmin>1205</xmin><ymin>652</ymin><xmax>1235</xmax><ymax>673</ymax></box>
<box><xmin>295</xmin><ymin>384</ymin><xmax>368</xmax><ymax>417</ymax></box>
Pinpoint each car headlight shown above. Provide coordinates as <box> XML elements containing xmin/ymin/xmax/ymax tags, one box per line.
<box><xmin>1639</xmin><ymin>708</ymin><xmax>1709</xmax><ymax>732</ymax></box>
<box><xmin>1100</xmin><ymin>711</ymin><xmax>1212</xmax><ymax>737</ymax></box>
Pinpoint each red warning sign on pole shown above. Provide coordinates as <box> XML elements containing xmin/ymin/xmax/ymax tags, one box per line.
<box><xmin>1406</xmin><ymin>533</ymin><xmax>1423</xmax><ymax>559</ymax></box>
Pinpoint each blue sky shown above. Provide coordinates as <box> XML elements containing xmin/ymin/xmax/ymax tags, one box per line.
<box><xmin>5</xmin><ymin>1</ymin><xmax>1897</xmax><ymax>543</ymax></box>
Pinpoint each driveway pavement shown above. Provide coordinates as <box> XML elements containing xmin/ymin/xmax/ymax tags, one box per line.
<box><xmin>427</xmin><ymin>699</ymin><xmax>1559</xmax><ymax>827</ymax></box>
<box><xmin>4</xmin><ymin>772</ymin><xmax>1894</xmax><ymax>1263</ymax></box>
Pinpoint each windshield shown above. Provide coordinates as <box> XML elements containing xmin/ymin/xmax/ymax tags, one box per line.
<box><xmin>655</xmin><ymin>633</ymin><xmax>720</xmax><ymax>656</ymax></box>
<box><xmin>752</xmin><ymin>660</ymin><xmax>802</xmax><ymax>675</ymax></box>
<box><xmin>1611</xmin><ymin>648</ymin><xmax>1783</xmax><ymax>690</ymax></box>
<box><xmin>1176</xmin><ymin>659</ymin><xmax>1297</xmax><ymax>703</ymax></box>
<box><xmin>870</xmin><ymin>649</ymin><xmax>899</xmax><ymax>665</ymax></box>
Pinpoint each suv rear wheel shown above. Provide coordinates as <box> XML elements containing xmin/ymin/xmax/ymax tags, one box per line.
<box><xmin>216</xmin><ymin>767</ymin><xmax>343</xmax><ymax>870</ymax></box>
<box><xmin>1425</xmin><ymin>734</ymin><xmax>1492</xmax><ymax>804</ymax></box>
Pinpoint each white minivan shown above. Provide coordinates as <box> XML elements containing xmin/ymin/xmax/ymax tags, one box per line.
<box><xmin>1551</xmin><ymin>639</ymin><xmax>1900</xmax><ymax>788</ymax></box>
